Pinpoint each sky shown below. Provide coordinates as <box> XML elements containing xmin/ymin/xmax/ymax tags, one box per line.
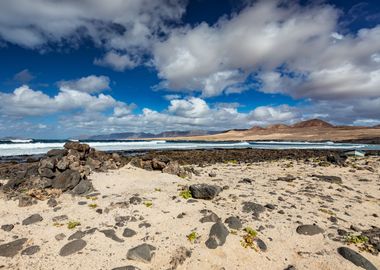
<box><xmin>0</xmin><ymin>0</ymin><xmax>380</xmax><ymax>139</ymax></box>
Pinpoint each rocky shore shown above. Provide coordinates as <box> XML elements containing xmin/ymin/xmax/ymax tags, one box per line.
<box><xmin>0</xmin><ymin>143</ymin><xmax>379</xmax><ymax>269</ymax></box>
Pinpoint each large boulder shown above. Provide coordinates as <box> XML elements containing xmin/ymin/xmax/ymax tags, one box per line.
<box><xmin>52</xmin><ymin>170</ymin><xmax>81</xmax><ymax>191</ymax></box>
<box><xmin>64</xmin><ymin>142</ymin><xmax>90</xmax><ymax>153</ymax></box>
<box><xmin>47</xmin><ymin>149</ymin><xmax>68</xmax><ymax>158</ymax></box>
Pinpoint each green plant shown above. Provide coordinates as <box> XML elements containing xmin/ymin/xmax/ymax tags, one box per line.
<box><xmin>144</xmin><ymin>201</ymin><xmax>153</xmax><ymax>207</ymax></box>
<box><xmin>241</xmin><ymin>227</ymin><xmax>259</xmax><ymax>250</ymax></box>
<box><xmin>67</xmin><ymin>221</ymin><xmax>81</xmax><ymax>229</ymax></box>
<box><xmin>154</xmin><ymin>188</ymin><xmax>162</xmax><ymax>192</ymax></box>
<box><xmin>187</xmin><ymin>231</ymin><xmax>198</xmax><ymax>243</ymax></box>
<box><xmin>89</xmin><ymin>203</ymin><xmax>98</xmax><ymax>209</ymax></box>
<box><xmin>244</xmin><ymin>227</ymin><xmax>257</xmax><ymax>237</ymax></box>
<box><xmin>346</xmin><ymin>234</ymin><xmax>369</xmax><ymax>245</ymax></box>
<box><xmin>179</xmin><ymin>190</ymin><xmax>192</xmax><ymax>199</ymax></box>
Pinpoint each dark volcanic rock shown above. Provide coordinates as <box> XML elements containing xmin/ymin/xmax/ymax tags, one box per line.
<box><xmin>71</xmin><ymin>179</ymin><xmax>92</xmax><ymax>195</ymax></box>
<box><xmin>242</xmin><ymin>202</ymin><xmax>266</xmax><ymax>218</ymax></box>
<box><xmin>0</xmin><ymin>238</ymin><xmax>27</xmax><ymax>257</ymax></box>
<box><xmin>47</xmin><ymin>198</ymin><xmax>58</xmax><ymax>208</ymax></box>
<box><xmin>205</xmin><ymin>222</ymin><xmax>229</xmax><ymax>249</ymax></box>
<box><xmin>189</xmin><ymin>184</ymin><xmax>222</xmax><ymax>200</ymax></box>
<box><xmin>64</xmin><ymin>142</ymin><xmax>90</xmax><ymax>152</ymax></box>
<box><xmin>312</xmin><ymin>175</ymin><xmax>342</xmax><ymax>184</ymax></box>
<box><xmin>112</xmin><ymin>266</ymin><xmax>141</xmax><ymax>270</ymax></box>
<box><xmin>52</xmin><ymin>169</ymin><xmax>81</xmax><ymax>191</ymax></box>
<box><xmin>22</xmin><ymin>214</ymin><xmax>43</xmax><ymax>225</ymax></box>
<box><xmin>254</xmin><ymin>238</ymin><xmax>267</xmax><ymax>252</ymax></box>
<box><xmin>337</xmin><ymin>247</ymin><xmax>377</xmax><ymax>270</ymax></box>
<box><xmin>47</xmin><ymin>149</ymin><xmax>68</xmax><ymax>158</ymax></box>
<box><xmin>169</xmin><ymin>247</ymin><xmax>192</xmax><ymax>270</ymax></box>
<box><xmin>100</xmin><ymin>229</ymin><xmax>124</xmax><ymax>243</ymax></box>
<box><xmin>21</xmin><ymin>245</ymin><xmax>40</xmax><ymax>256</ymax></box>
<box><xmin>68</xmin><ymin>231</ymin><xmax>86</xmax><ymax>241</ymax></box>
<box><xmin>1</xmin><ymin>224</ymin><xmax>14</xmax><ymax>232</ymax></box>
<box><xmin>18</xmin><ymin>195</ymin><xmax>34</xmax><ymax>207</ymax></box>
<box><xmin>59</xmin><ymin>239</ymin><xmax>87</xmax><ymax>256</ymax></box>
<box><xmin>123</xmin><ymin>228</ymin><xmax>137</xmax><ymax>238</ymax></box>
<box><xmin>127</xmin><ymin>243</ymin><xmax>156</xmax><ymax>263</ymax></box>
<box><xmin>327</xmin><ymin>153</ymin><xmax>346</xmax><ymax>166</ymax></box>
<box><xmin>225</xmin><ymin>216</ymin><xmax>242</xmax><ymax>230</ymax></box>
<box><xmin>277</xmin><ymin>175</ymin><xmax>296</xmax><ymax>182</ymax></box>
<box><xmin>296</xmin><ymin>224</ymin><xmax>324</xmax><ymax>236</ymax></box>
<box><xmin>200</xmin><ymin>212</ymin><xmax>220</xmax><ymax>223</ymax></box>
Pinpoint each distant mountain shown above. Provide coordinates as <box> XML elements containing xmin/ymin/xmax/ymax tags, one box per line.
<box><xmin>266</xmin><ymin>124</ymin><xmax>290</xmax><ymax>130</ymax></box>
<box><xmin>87</xmin><ymin>130</ymin><xmax>222</xmax><ymax>140</ymax></box>
<box><xmin>291</xmin><ymin>119</ymin><xmax>334</xmax><ymax>128</ymax></box>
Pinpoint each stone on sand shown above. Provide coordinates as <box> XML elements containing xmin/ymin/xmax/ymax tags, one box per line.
<box><xmin>0</xmin><ymin>238</ymin><xmax>28</xmax><ymax>257</ymax></box>
<box><xmin>189</xmin><ymin>184</ymin><xmax>222</xmax><ymax>200</ymax></box>
<box><xmin>127</xmin><ymin>243</ymin><xmax>156</xmax><ymax>263</ymax></box>
<box><xmin>205</xmin><ymin>222</ymin><xmax>229</xmax><ymax>249</ymax></box>
<box><xmin>59</xmin><ymin>239</ymin><xmax>87</xmax><ymax>256</ymax></box>
<box><xmin>22</xmin><ymin>214</ymin><xmax>43</xmax><ymax>225</ymax></box>
<box><xmin>296</xmin><ymin>225</ymin><xmax>324</xmax><ymax>236</ymax></box>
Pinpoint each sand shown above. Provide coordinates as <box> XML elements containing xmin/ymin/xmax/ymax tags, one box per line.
<box><xmin>0</xmin><ymin>157</ymin><xmax>380</xmax><ymax>270</ymax></box>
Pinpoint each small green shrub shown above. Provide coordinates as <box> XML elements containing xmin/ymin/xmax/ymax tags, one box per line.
<box><xmin>187</xmin><ymin>231</ymin><xmax>198</xmax><ymax>243</ymax></box>
<box><xmin>179</xmin><ymin>190</ymin><xmax>192</xmax><ymax>199</ymax></box>
<box><xmin>144</xmin><ymin>201</ymin><xmax>153</xmax><ymax>207</ymax></box>
<box><xmin>67</xmin><ymin>221</ymin><xmax>81</xmax><ymax>229</ymax></box>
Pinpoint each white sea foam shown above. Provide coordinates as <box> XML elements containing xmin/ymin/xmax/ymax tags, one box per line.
<box><xmin>0</xmin><ymin>140</ymin><xmax>377</xmax><ymax>157</ymax></box>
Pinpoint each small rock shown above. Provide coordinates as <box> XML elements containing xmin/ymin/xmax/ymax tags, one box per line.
<box><xmin>205</xmin><ymin>222</ymin><xmax>229</xmax><ymax>249</ymax></box>
<box><xmin>100</xmin><ymin>229</ymin><xmax>124</xmax><ymax>243</ymax></box>
<box><xmin>242</xmin><ymin>202</ymin><xmax>265</xmax><ymax>218</ymax></box>
<box><xmin>224</xmin><ymin>216</ymin><xmax>242</xmax><ymax>230</ymax></box>
<box><xmin>47</xmin><ymin>198</ymin><xmax>58</xmax><ymax>208</ymax></box>
<box><xmin>189</xmin><ymin>184</ymin><xmax>222</xmax><ymax>200</ymax></box>
<box><xmin>21</xmin><ymin>245</ymin><xmax>40</xmax><ymax>256</ymax></box>
<box><xmin>0</xmin><ymin>238</ymin><xmax>27</xmax><ymax>257</ymax></box>
<box><xmin>296</xmin><ymin>225</ymin><xmax>324</xmax><ymax>236</ymax></box>
<box><xmin>1</xmin><ymin>224</ymin><xmax>14</xmax><ymax>232</ymax></box>
<box><xmin>22</xmin><ymin>214</ymin><xmax>43</xmax><ymax>225</ymax></box>
<box><xmin>18</xmin><ymin>196</ymin><xmax>33</xmax><ymax>207</ymax></box>
<box><xmin>59</xmin><ymin>239</ymin><xmax>87</xmax><ymax>256</ymax></box>
<box><xmin>55</xmin><ymin>233</ymin><xmax>66</xmax><ymax>241</ymax></box>
<box><xmin>127</xmin><ymin>243</ymin><xmax>156</xmax><ymax>263</ymax></box>
<box><xmin>68</xmin><ymin>231</ymin><xmax>86</xmax><ymax>240</ymax></box>
<box><xmin>254</xmin><ymin>238</ymin><xmax>267</xmax><ymax>252</ymax></box>
<box><xmin>123</xmin><ymin>228</ymin><xmax>137</xmax><ymax>238</ymax></box>
<box><xmin>200</xmin><ymin>212</ymin><xmax>220</xmax><ymax>223</ymax></box>
<box><xmin>337</xmin><ymin>247</ymin><xmax>377</xmax><ymax>270</ymax></box>
<box><xmin>112</xmin><ymin>266</ymin><xmax>141</xmax><ymax>270</ymax></box>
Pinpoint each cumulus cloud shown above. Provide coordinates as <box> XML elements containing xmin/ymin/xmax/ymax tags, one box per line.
<box><xmin>94</xmin><ymin>51</ymin><xmax>139</xmax><ymax>71</ymax></box>
<box><xmin>0</xmin><ymin>84</ymin><xmax>130</xmax><ymax>117</ymax></box>
<box><xmin>58</xmin><ymin>75</ymin><xmax>110</xmax><ymax>93</ymax></box>
<box><xmin>0</xmin><ymin>0</ymin><xmax>187</xmax><ymax>50</ymax></box>
<box><xmin>153</xmin><ymin>0</ymin><xmax>380</xmax><ymax>101</ymax></box>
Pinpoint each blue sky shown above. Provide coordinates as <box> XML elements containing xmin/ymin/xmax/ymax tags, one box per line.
<box><xmin>0</xmin><ymin>0</ymin><xmax>380</xmax><ymax>138</ymax></box>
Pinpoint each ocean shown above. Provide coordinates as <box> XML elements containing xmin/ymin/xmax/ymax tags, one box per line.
<box><xmin>1</xmin><ymin>139</ymin><xmax>380</xmax><ymax>157</ymax></box>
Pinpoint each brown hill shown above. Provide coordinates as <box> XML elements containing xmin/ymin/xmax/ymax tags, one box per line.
<box><xmin>266</xmin><ymin>124</ymin><xmax>290</xmax><ymax>130</ymax></box>
<box><xmin>291</xmin><ymin>119</ymin><xmax>334</xmax><ymax>128</ymax></box>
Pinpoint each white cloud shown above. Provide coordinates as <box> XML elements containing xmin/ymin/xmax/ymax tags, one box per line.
<box><xmin>153</xmin><ymin>0</ymin><xmax>380</xmax><ymax>101</ymax></box>
<box><xmin>0</xmin><ymin>0</ymin><xmax>187</xmax><ymax>50</ymax></box>
<box><xmin>58</xmin><ymin>75</ymin><xmax>110</xmax><ymax>93</ymax></box>
<box><xmin>94</xmin><ymin>51</ymin><xmax>139</xmax><ymax>71</ymax></box>
<box><xmin>0</xmin><ymin>84</ymin><xmax>129</xmax><ymax>116</ymax></box>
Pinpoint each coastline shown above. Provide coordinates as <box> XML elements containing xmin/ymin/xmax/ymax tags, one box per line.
<box><xmin>0</xmin><ymin>143</ymin><xmax>379</xmax><ymax>269</ymax></box>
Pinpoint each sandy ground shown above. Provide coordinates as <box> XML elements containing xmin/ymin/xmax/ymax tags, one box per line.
<box><xmin>1</xmin><ymin>157</ymin><xmax>380</xmax><ymax>270</ymax></box>
<box><xmin>153</xmin><ymin>126</ymin><xmax>380</xmax><ymax>142</ymax></box>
